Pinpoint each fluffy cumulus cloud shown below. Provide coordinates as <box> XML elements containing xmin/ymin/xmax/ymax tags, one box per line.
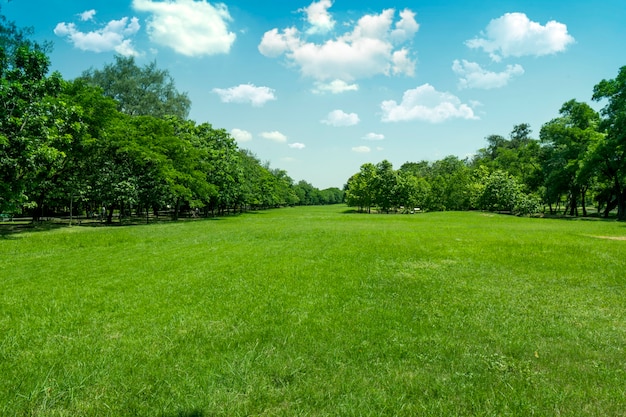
<box><xmin>352</xmin><ymin>146</ymin><xmax>371</xmax><ymax>153</ymax></box>
<box><xmin>259</xmin><ymin>4</ymin><xmax>419</xmax><ymax>90</ymax></box>
<box><xmin>363</xmin><ymin>132</ymin><xmax>385</xmax><ymax>141</ymax></box>
<box><xmin>261</xmin><ymin>131</ymin><xmax>288</xmax><ymax>143</ymax></box>
<box><xmin>381</xmin><ymin>84</ymin><xmax>478</xmax><ymax>123</ymax></box>
<box><xmin>231</xmin><ymin>128</ymin><xmax>252</xmax><ymax>143</ymax></box>
<box><xmin>54</xmin><ymin>14</ymin><xmax>141</xmax><ymax>56</ymax></box>
<box><xmin>132</xmin><ymin>0</ymin><xmax>236</xmax><ymax>56</ymax></box>
<box><xmin>289</xmin><ymin>142</ymin><xmax>306</xmax><ymax>149</ymax></box>
<box><xmin>212</xmin><ymin>84</ymin><xmax>276</xmax><ymax>106</ymax></box>
<box><xmin>321</xmin><ymin>109</ymin><xmax>360</xmax><ymax>127</ymax></box>
<box><xmin>452</xmin><ymin>60</ymin><xmax>524</xmax><ymax>89</ymax></box>
<box><xmin>300</xmin><ymin>0</ymin><xmax>335</xmax><ymax>34</ymax></box>
<box><xmin>466</xmin><ymin>12</ymin><xmax>575</xmax><ymax>62</ymax></box>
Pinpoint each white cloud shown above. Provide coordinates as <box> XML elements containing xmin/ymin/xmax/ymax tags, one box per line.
<box><xmin>312</xmin><ymin>79</ymin><xmax>359</xmax><ymax>94</ymax></box>
<box><xmin>390</xmin><ymin>9</ymin><xmax>420</xmax><ymax>43</ymax></box>
<box><xmin>79</xmin><ymin>10</ymin><xmax>96</xmax><ymax>22</ymax></box>
<box><xmin>381</xmin><ymin>84</ymin><xmax>478</xmax><ymax>123</ymax></box>
<box><xmin>261</xmin><ymin>131</ymin><xmax>288</xmax><ymax>143</ymax></box>
<box><xmin>231</xmin><ymin>128</ymin><xmax>252</xmax><ymax>142</ymax></box>
<box><xmin>321</xmin><ymin>109</ymin><xmax>360</xmax><ymax>127</ymax></box>
<box><xmin>289</xmin><ymin>142</ymin><xmax>306</xmax><ymax>149</ymax></box>
<box><xmin>352</xmin><ymin>146</ymin><xmax>371</xmax><ymax>153</ymax></box>
<box><xmin>212</xmin><ymin>84</ymin><xmax>276</xmax><ymax>107</ymax></box>
<box><xmin>54</xmin><ymin>17</ymin><xmax>141</xmax><ymax>56</ymax></box>
<box><xmin>132</xmin><ymin>0</ymin><xmax>236</xmax><ymax>56</ymax></box>
<box><xmin>452</xmin><ymin>59</ymin><xmax>524</xmax><ymax>89</ymax></box>
<box><xmin>466</xmin><ymin>12</ymin><xmax>575</xmax><ymax>62</ymax></box>
<box><xmin>300</xmin><ymin>0</ymin><xmax>335</xmax><ymax>34</ymax></box>
<box><xmin>259</xmin><ymin>6</ymin><xmax>418</xmax><ymax>88</ymax></box>
<box><xmin>363</xmin><ymin>132</ymin><xmax>385</xmax><ymax>141</ymax></box>
<box><xmin>392</xmin><ymin>49</ymin><xmax>415</xmax><ymax>76</ymax></box>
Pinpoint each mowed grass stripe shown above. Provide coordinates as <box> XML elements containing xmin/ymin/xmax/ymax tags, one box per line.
<box><xmin>1</xmin><ymin>206</ymin><xmax>625</xmax><ymax>416</ymax></box>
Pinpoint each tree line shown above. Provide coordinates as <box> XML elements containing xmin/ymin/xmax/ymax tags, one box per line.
<box><xmin>0</xmin><ymin>13</ymin><xmax>342</xmax><ymax>222</ymax></box>
<box><xmin>345</xmin><ymin>70</ymin><xmax>626</xmax><ymax>220</ymax></box>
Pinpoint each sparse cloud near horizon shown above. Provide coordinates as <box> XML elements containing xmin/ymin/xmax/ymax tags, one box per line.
<box><xmin>363</xmin><ymin>132</ymin><xmax>385</xmax><ymax>141</ymax></box>
<box><xmin>289</xmin><ymin>142</ymin><xmax>306</xmax><ymax>149</ymax></box>
<box><xmin>452</xmin><ymin>60</ymin><xmax>524</xmax><ymax>89</ymax></box>
<box><xmin>381</xmin><ymin>83</ymin><xmax>478</xmax><ymax>123</ymax></box>
<box><xmin>213</xmin><ymin>84</ymin><xmax>276</xmax><ymax>107</ymax></box>
<box><xmin>352</xmin><ymin>146</ymin><xmax>371</xmax><ymax>153</ymax></box>
<box><xmin>231</xmin><ymin>128</ymin><xmax>252</xmax><ymax>143</ymax></box>
<box><xmin>321</xmin><ymin>109</ymin><xmax>360</xmax><ymax>127</ymax></box>
<box><xmin>261</xmin><ymin>131</ymin><xmax>288</xmax><ymax>143</ymax></box>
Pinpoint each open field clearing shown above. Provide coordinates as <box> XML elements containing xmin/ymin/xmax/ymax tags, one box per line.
<box><xmin>1</xmin><ymin>206</ymin><xmax>625</xmax><ymax>416</ymax></box>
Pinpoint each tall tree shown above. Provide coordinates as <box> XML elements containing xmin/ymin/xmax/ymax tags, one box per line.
<box><xmin>592</xmin><ymin>66</ymin><xmax>626</xmax><ymax>219</ymax></box>
<box><xmin>540</xmin><ymin>100</ymin><xmax>602</xmax><ymax>215</ymax></box>
<box><xmin>80</xmin><ymin>56</ymin><xmax>191</xmax><ymax>119</ymax></box>
<box><xmin>345</xmin><ymin>163</ymin><xmax>376</xmax><ymax>213</ymax></box>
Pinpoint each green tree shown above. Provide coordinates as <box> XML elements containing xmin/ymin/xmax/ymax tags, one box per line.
<box><xmin>373</xmin><ymin>160</ymin><xmax>397</xmax><ymax>213</ymax></box>
<box><xmin>427</xmin><ymin>156</ymin><xmax>471</xmax><ymax>211</ymax></box>
<box><xmin>540</xmin><ymin>100</ymin><xmax>602</xmax><ymax>215</ymax></box>
<box><xmin>0</xmin><ymin>42</ymin><xmax>85</xmax><ymax>218</ymax></box>
<box><xmin>345</xmin><ymin>163</ymin><xmax>376</xmax><ymax>212</ymax></box>
<box><xmin>80</xmin><ymin>56</ymin><xmax>191</xmax><ymax>119</ymax></box>
<box><xmin>592</xmin><ymin>66</ymin><xmax>626</xmax><ymax>219</ymax></box>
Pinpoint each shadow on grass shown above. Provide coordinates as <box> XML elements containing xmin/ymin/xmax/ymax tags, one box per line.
<box><xmin>0</xmin><ymin>216</ymin><xmax>227</xmax><ymax>237</ymax></box>
<box><xmin>160</xmin><ymin>410</ymin><xmax>205</xmax><ymax>417</ymax></box>
<box><xmin>539</xmin><ymin>213</ymin><xmax>623</xmax><ymax>223</ymax></box>
<box><xmin>163</xmin><ymin>410</ymin><xmax>206</xmax><ymax>417</ymax></box>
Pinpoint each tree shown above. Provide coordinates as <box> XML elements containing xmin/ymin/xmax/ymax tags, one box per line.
<box><xmin>80</xmin><ymin>56</ymin><xmax>191</xmax><ymax>119</ymax></box>
<box><xmin>0</xmin><ymin>41</ymin><xmax>86</xmax><ymax>218</ymax></box>
<box><xmin>592</xmin><ymin>66</ymin><xmax>626</xmax><ymax>219</ymax></box>
<box><xmin>345</xmin><ymin>163</ymin><xmax>376</xmax><ymax>212</ymax></box>
<box><xmin>540</xmin><ymin>100</ymin><xmax>602</xmax><ymax>215</ymax></box>
<box><xmin>373</xmin><ymin>160</ymin><xmax>397</xmax><ymax>213</ymax></box>
<box><xmin>427</xmin><ymin>156</ymin><xmax>472</xmax><ymax>211</ymax></box>
<box><xmin>394</xmin><ymin>170</ymin><xmax>430</xmax><ymax>211</ymax></box>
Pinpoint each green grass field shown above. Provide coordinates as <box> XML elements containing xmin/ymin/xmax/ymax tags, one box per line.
<box><xmin>1</xmin><ymin>206</ymin><xmax>625</xmax><ymax>416</ymax></box>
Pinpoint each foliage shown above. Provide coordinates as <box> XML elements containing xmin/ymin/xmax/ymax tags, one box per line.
<box><xmin>592</xmin><ymin>66</ymin><xmax>626</xmax><ymax>219</ymax></box>
<box><xmin>80</xmin><ymin>55</ymin><xmax>191</xmax><ymax>119</ymax></box>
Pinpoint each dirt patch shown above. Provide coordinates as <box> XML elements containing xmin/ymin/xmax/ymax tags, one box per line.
<box><xmin>589</xmin><ymin>235</ymin><xmax>626</xmax><ymax>241</ymax></box>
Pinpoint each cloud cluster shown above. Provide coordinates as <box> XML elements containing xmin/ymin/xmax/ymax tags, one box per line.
<box><xmin>452</xmin><ymin>60</ymin><xmax>524</xmax><ymax>90</ymax></box>
<box><xmin>321</xmin><ymin>110</ymin><xmax>360</xmax><ymax>127</ymax></box>
<box><xmin>381</xmin><ymin>84</ymin><xmax>477</xmax><ymax>123</ymax></box>
<box><xmin>132</xmin><ymin>0</ymin><xmax>236</xmax><ymax>56</ymax></box>
<box><xmin>466</xmin><ymin>12</ymin><xmax>575</xmax><ymax>62</ymax></box>
<box><xmin>54</xmin><ymin>14</ymin><xmax>141</xmax><ymax>56</ymax></box>
<box><xmin>451</xmin><ymin>12</ymin><xmax>574</xmax><ymax>90</ymax></box>
<box><xmin>213</xmin><ymin>84</ymin><xmax>276</xmax><ymax>107</ymax></box>
<box><xmin>259</xmin><ymin>2</ymin><xmax>419</xmax><ymax>91</ymax></box>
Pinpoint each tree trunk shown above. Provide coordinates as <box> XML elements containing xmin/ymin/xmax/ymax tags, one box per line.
<box><xmin>173</xmin><ymin>198</ymin><xmax>180</xmax><ymax>220</ymax></box>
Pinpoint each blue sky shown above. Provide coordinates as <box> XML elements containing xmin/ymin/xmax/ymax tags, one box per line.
<box><xmin>3</xmin><ymin>0</ymin><xmax>625</xmax><ymax>188</ymax></box>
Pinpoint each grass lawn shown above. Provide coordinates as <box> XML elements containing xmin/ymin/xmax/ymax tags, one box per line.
<box><xmin>1</xmin><ymin>206</ymin><xmax>625</xmax><ymax>416</ymax></box>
